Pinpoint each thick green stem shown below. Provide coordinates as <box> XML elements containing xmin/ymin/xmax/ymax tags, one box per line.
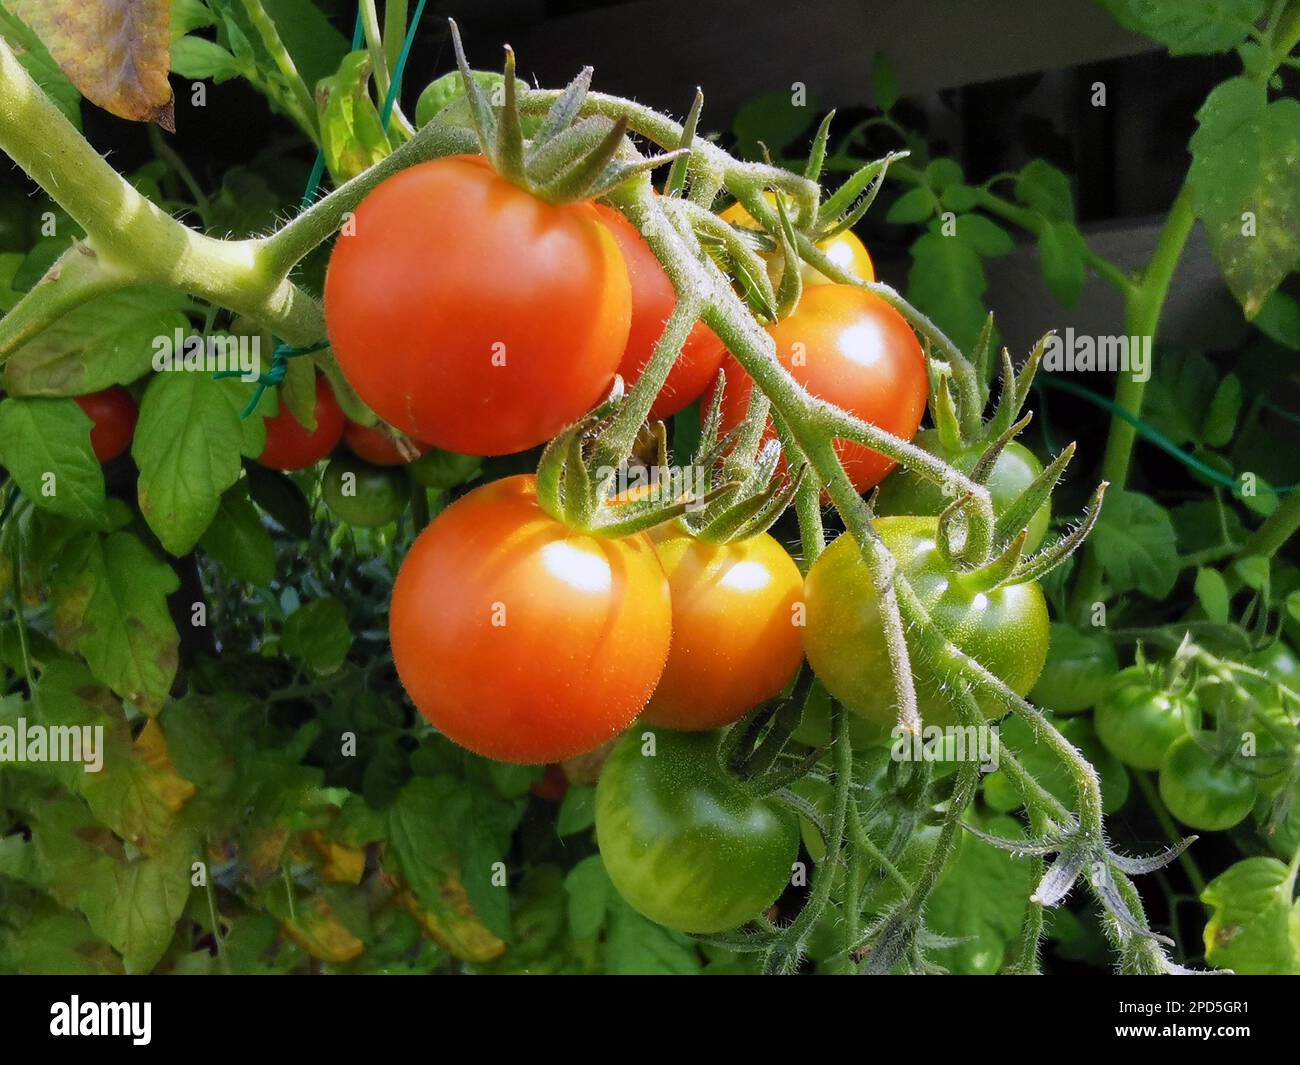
<box><xmin>1241</xmin><ymin>490</ymin><xmax>1300</xmax><ymax>559</ymax></box>
<box><xmin>1069</xmin><ymin>184</ymin><xmax>1197</xmax><ymax>619</ymax></box>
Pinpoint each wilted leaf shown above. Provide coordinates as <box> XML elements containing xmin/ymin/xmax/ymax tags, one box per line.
<box><xmin>10</xmin><ymin>0</ymin><xmax>175</xmax><ymax>128</ymax></box>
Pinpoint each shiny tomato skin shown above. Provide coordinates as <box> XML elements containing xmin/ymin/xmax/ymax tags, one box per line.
<box><xmin>324</xmin><ymin>155</ymin><xmax>632</xmax><ymax>456</ymax></box>
<box><xmin>74</xmin><ymin>386</ymin><xmax>137</xmax><ymax>463</ymax></box>
<box><xmin>802</xmin><ymin>516</ymin><xmax>1050</xmax><ymax>741</ymax></box>
<box><xmin>713</xmin><ymin>285</ymin><xmax>927</xmax><ymax>492</ymax></box>
<box><xmin>720</xmin><ymin>197</ymin><xmax>876</xmax><ymax>285</ymax></box>
<box><xmin>1094</xmin><ymin>667</ymin><xmax>1197</xmax><ymax>771</ymax></box>
<box><xmin>344</xmin><ymin>421</ymin><xmax>429</xmax><ymax>466</ymax></box>
<box><xmin>642</xmin><ymin>531</ymin><xmax>804</xmax><ymax>730</ymax></box>
<box><xmin>596</xmin><ymin>727</ymin><xmax>799</xmax><ymax>933</ymax></box>
<box><xmin>257</xmin><ymin>375</ymin><xmax>345</xmax><ymax>471</ymax></box>
<box><xmin>389</xmin><ymin>474</ymin><xmax>671</xmax><ymax>764</ymax></box>
<box><xmin>1159</xmin><ymin>735</ymin><xmax>1257</xmax><ymax>831</ymax></box>
<box><xmin>321</xmin><ymin>454</ymin><xmax>409</xmax><ymax>527</ymax></box>
<box><xmin>594</xmin><ymin>205</ymin><xmax>726</xmax><ymax>421</ymax></box>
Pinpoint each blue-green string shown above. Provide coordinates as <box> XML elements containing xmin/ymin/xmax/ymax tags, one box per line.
<box><xmin>226</xmin><ymin>3</ymin><xmax>425</xmax><ymax>418</ymax></box>
<box><xmin>1033</xmin><ymin>375</ymin><xmax>1298</xmax><ymax>495</ymax></box>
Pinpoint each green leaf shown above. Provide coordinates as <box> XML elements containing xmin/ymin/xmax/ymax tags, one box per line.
<box><xmin>282</xmin><ymin>597</ymin><xmax>352</xmax><ymax>675</ymax></box>
<box><xmin>886</xmin><ymin>187</ymin><xmax>935</xmax><ymax>224</ymax></box>
<box><xmin>555</xmin><ymin>785</ymin><xmax>596</xmax><ymax>836</ymax></box>
<box><xmin>564</xmin><ymin>854</ymin><xmax>613</xmax><ymax>940</ymax></box>
<box><xmin>5</xmin><ymin>911</ymin><xmax>117</xmax><ymax>975</ymax></box>
<box><xmin>927</xmin><ymin>813</ymin><xmax>1035</xmax><ymax>974</ymax></box>
<box><xmin>171</xmin><ymin>0</ymin><xmax>217</xmax><ymax>37</ymax></box>
<box><xmin>1194</xmin><ymin>567</ymin><xmax>1231</xmax><ymax>624</ymax></box>
<box><xmin>871</xmin><ymin>52</ymin><xmax>898</xmax><ymax>111</ymax></box>
<box><xmin>1201</xmin><ymin>856</ymin><xmax>1300</xmax><ymax>974</ymax></box>
<box><xmin>605</xmin><ymin>895</ymin><xmax>702</xmax><ymax>974</ymax></box>
<box><xmin>1091</xmin><ymin>488</ymin><xmax>1180</xmax><ymax>598</ymax></box>
<box><xmin>133</xmin><ymin>372</ymin><xmax>265</xmax><ymax>555</ymax></box>
<box><xmin>0</xmin><ymin>396</ymin><xmax>106</xmax><ymax>525</ymax></box>
<box><xmin>1254</xmin><ymin>290</ymin><xmax>1300</xmax><ymax>349</ymax></box>
<box><xmin>1144</xmin><ymin>350</ymin><xmax>1218</xmax><ymax>447</ymax></box>
<box><xmin>906</xmin><ymin>228</ymin><xmax>991</xmax><ymax>354</ymax></box>
<box><xmin>170</xmin><ymin>35</ymin><xmax>242</xmax><ymax>82</ymax></box>
<box><xmin>1172</xmin><ymin>498</ymin><xmax>1246</xmax><ymax>553</ymax></box>
<box><xmin>244</xmin><ymin>462</ymin><xmax>312</xmax><ymax>538</ymax></box>
<box><xmin>2</xmin><ymin>286</ymin><xmax>190</xmax><ymax>396</ymax></box>
<box><xmin>415</xmin><ymin>69</ymin><xmax>502</xmax><ymax>128</ymax></box>
<box><xmin>49</xmin><ymin>531</ymin><xmax>180</xmax><ymax>715</ymax></box>
<box><xmin>0</xmin><ymin>4</ymin><xmax>82</xmax><ymax>128</ymax></box>
<box><xmin>1189</xmin><ymin>78</ymin><xmax>1300</xmax><ymax>317</ymax></box>
<box><xmin>317</xmin><ymin>50</ymin><xmax>391</xmax><ymax>185</ymax></box>
<box><xmin>1038</xmin><ymin>221</ymin><xmax>1087</xmax><ymax>306</ymax></box>
<box><xmin>1097</xmin><ymin>0</ymin><xmax>1265</xmax><ymax>56</ymax></box>
<box><xmin>198</xmin><ymin>480</ymin><xmax>276</xmax><ymax>586</ymax></box>
<box><xmin>1015</xmin><ymin>160</ymin><xmax>1074</xmax><ymax>221</ymax></box>
<box><xmin>958</xmin><ymin>214</ymin><xmax>1014</xmax><ymax>256</ymax></box>
<box><xmin>924</xmin><ymin>158</ymin><xmax>964</xmax><ymax>189</ymax></box>
<box><xmin>732</xmin><ymin>89</ymin><xmax>817</xmax><ymax>162</ymax></box>
<box><xmin>1233</xmin><ymin>553</ymin><xmax>1270</xmax><ymax>590</ymax></box>
<box><xmin>258</xmin><ymin>0</ymin><xmax>348</xmax><ymax>90</ymax></box>
<box><xmin>1202</xmin><ymin>372</ymin><xmax>1242</xmax><ymax>447</ymax></box>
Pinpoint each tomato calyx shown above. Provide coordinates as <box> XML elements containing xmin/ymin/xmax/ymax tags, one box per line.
<box><xmin>448</xmin><ymin>21</ymin><xmax>685</xmax><ymax>206</ymax></box>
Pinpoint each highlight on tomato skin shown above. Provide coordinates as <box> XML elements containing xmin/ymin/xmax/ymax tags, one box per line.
<box><xmin>711</xmin><ymin>284</ymin><xmax>928</xmax><ymax>493</ymax></box>
<box><xmin>257</xmin><ymin>374</ymin><xmax>346</xmax><ymax>471</ymax></box>
<box><xmin>74</xmin><ymin>385</ymin><xmax>138</xmax><ymax>463</ymax></box>
<box><xmin>323</xmin><ymin>154</ymin><xmax>632</xmax><ymax>457</ymax></box>
<box><xmin>594</xmin><ymin>203</ymin><xmax>727</xmax><ymax>421</ymax></box>
<box><xmin>388</xmin><ymin>474</ymin><xmax>672</xmax><ymax>765</ymax></box>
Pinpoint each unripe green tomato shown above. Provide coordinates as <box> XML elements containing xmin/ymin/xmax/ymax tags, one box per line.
<box><xmin>802</xmin><ymin>516</ymin><xmax>1050</xmax><ymax>742</ymax></box>
<box><xmin>875</xmin><ymin>430</ymin><xmax>1051</xmax><ymax>552</ymax></box>
<box><xmin>1094</xmin><ymin>667</ymin><xmax>1198</xmax><ymax>771</ymax></box>
<box><xmin>1029</xmin><ymin>623</ymin><xmax>1119</xmax><ymax>714</ymax></box>
<box><xmin>407</xmin><ymin>448</ymin><xmax>483</xmax><ymax>490</ymax></box>
<box><xmin>595</xmin><ymin>727</ymin><xmax>799</xmax><ymax>934</ymax></box>
<box><xmin>322</xmin><ymin>454</ymin><xmax>408</xmax><ymax>527</ymax></box>
<box><xmin>1158</xmin><ymin>734</ymin><xmax>1256</xmax><ymax>832</ymax></box>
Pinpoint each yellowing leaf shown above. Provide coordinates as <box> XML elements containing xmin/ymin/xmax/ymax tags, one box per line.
<box><xmin>134</xmin><ymin>719</ymin><xmax>197</xmax><ymax>814</ymax></box>
<box><xmin>281</xmin><ymin>895</ymin><xmax>365</xmax><ymax>964</ymax></box>
<box><xmin>10</xmin><ymin>0</ymin><xmax>174</xmax><ymax>129</ymax></box>
<box><xmin>397</xmin><ymin>885</ymin><xmax>506</xmax><ymax>963</ymax></box>
<box><xmin>303</xmin><ymin>830</ymin><xmax>365</xmax><ymax>886</ymax></box>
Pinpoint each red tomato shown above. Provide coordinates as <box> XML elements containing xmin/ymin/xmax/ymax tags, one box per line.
<box><xmin>530</xmin><ymin>764</ymin><xmax>570</xmax><ymax>802</ymax></box>
<box><xmin>74</xmin><ymin>386</ymin><xmax>137</xmax><ymax>463</ymax></box>
<box><xmin>712</xmin><ymin>285</ymin><xmax>927</xmax><ymax>492</ymax></box>
<box><xmin>642</xmin><ymin>531</ymin><xmax>804</xmax><ymax>730</ymax></box>
<box><xmin>593</xmin><ymin>204</ymin><xmax>726</xmax><ymax>420</ymax></box>
<box><xmin>258</xmin><ymin>374</ymin><xmax>345</xmax><ymax>471</ymax></box>
<box><xmin>324</xmin><ymin>155</ymin><xmax>631</xmax><ymax>456</ymax></box>
<box><xmin>389</xmin><ymin>474</ymin><xmax>671</xmax><ymax>764</ymax></box>
<box><xmin>344</xmin><ymin>421</ymin><xmax>429</xmax><ymax>466</ymax></box>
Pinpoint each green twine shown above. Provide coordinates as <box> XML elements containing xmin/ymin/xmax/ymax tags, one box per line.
<box><xmin>219</xmin><ymin>2</ymin><xmax>426</xmax><ymax>418</ymax></box>
<box><xmin>1034</xmin><ymin>375</ymin><xmax>1298</xmax><ymax>495</ymax></box>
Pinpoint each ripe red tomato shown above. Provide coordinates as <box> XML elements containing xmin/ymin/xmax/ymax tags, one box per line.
<box><xmin>593</xmin><ymin>204</ymin><xmax>726</xmax><ymax>420</ymax></box>
<box><xmin>74</xmin><ymin>386</ymin><xmax>137</xmax><ymax>463</ymax></box>
<box><xmin>641</xmin><ymin>531</ymin><xmax>804</xmax><ymax>730</ymax></box>
<box><xmin>712</xmin><ymin>285</ymin><xmax>927</xmax><ymax>492</ymax></box>
<box><xmin>324</xmin><ymin>155</ymin><xmax>631</xmax><ymax>456</ymax></box>
<box><xmin>257</xmin><ymin>374</ymin><xmax>345</xmax><ymax>471</ymax></box>
<box><xmin>343</xmin><ymin>421</ymin><xmax>429</xmax><ymax>466</ymax></box>
<box><xmin>389</xmin><ymin>474</ymin><xmax>671</xmax><ymax>764</ymax></box>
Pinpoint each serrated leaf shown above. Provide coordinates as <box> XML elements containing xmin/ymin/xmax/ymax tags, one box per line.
<box><xmin>198</xmin><ymin>481</ymin><xmax>276</xmax><ymax>585</ymax></box>
<box><xmin>133</xmin><ymin>373</ymin><xmax>265</xmax><ymax>555</ymax></box>
<box><xmin>1189</xmin><ymin>79</ymin><xmax>1300</xmax><ymax>317</ymax></box>
<box><xmin>1091</xmin><ymin>488</ymin><xmax>1180</xmax><ymax>598</ymax></box>
<box><xmin>282</xmin><ymin>597</ymin><xmax>351</xmax><ymax>675</ymax></box>
<box><xmin>48</xmin><ymin>531</ymin><xmax>180</xmax><ymax>715</ymax></box>
<box><xmin>1038</xmin><ymin>221</ymin><xmax>1087</xmax><ymax>306</ymax></box>
<box><xmin>886</xmin><ymin>187</ymin><xmax>935</xmax><ymax>224</ymax></box>
<box><xmin>170</xmin><ymin>35</ymin><xmax>242</xmax><ymax>82</ymax></box>
<box><xmin>1015</xmin><ymin>159</ymin><xmax>1074</xmax><ymax>221</ymax></box>
<box><xmin>959</xmin><ymin>213</ymin><xmax>1014</xmax><ymax>256</ymax></box>
<box><xmin>1201</xmin><ymin>856</ymin><xmax>1300</xmax><ymax>974</ymax></box>
<box><xmin>10</xmin><ymin>0</ymin><xmax>174</xmax><ymax>128</ymax></box>
<box><xmin>1098</xmin><ymin>0</ymin><xmax>1265</xmax><ymax>56</ymax></box>
<box><xmin>0</xmin><ymin>396</ymin><xmax>106</xmax><ymax>525</ymax></box>
<box><xmin>2</xmin><ymin>286</ymin><xmax>190</xmax><ymax>396</ymax></box>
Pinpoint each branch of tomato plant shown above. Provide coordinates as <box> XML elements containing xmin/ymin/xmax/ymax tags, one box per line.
<box><xmin>239</xmin><ymin>0</ymin><xmax>320</xmax><ymax>141</ymax></box>
<box><xmin>1240</xmin><ymin>490</ymin><xmax>1300</xmax><ymax>560</ymax></box>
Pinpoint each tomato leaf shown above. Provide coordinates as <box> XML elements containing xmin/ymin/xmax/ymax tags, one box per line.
<box><xmin>871</xmin><ymin>52</ymin><xmax>898</xmax><ymax>111</ymax></box>
<box><xmin>1194</xmin><ymin>566</ymin><xmax>1231</xmax><ymax>624</ymax></box>
<box><xmin>556</xmin><ymin>785</ymin><xmax>597</xmax><ymax>836</ymax></box>
<box><xmin>2</xmin><ymin>286</ymin><xmax>190</xmax><ymax>397</ymax></box>
<box><xmin>9</xmin><ymin>0</ymin><xmax>174</xmax><ymax>129</ymax></box>
<box><xmin>1015</xmin><ymin>160</ymin><xmax>1074</xmax><ymax>221</ymax></box>
<box><xmin>1097</xmin><ymin>0</ymin><xmax>1265</xmax><ymax>56</ymax></box>
<box><xmin>49</xmin><ymin>532</ymin><xmax>181</xmax><ymax>716</ymax></box>
<box><xmin>564</xmin><ymin>854</ymin><xmax>613</xmax><ymax>940</ymax></box>
<box><xmin>0</xmin><ymin>4</ymin><xmax>81</xmax><ymax>128</ymax></box>
<box><xmin>1090</xmin><ymin>488</ymin><xmax>1180</xmax><ymax>599</ymax></box>
<box><xmin>170</xmin><ymin>35</ymin><xmax>243</xmax><ymax>83</ymax></box>
<box><xmin>732</xmin><ymin>89</ymin><xmax>818</xmax><ymax>162</ymax></box>
<box><xmin>1254</xmin><ymin>289</ymin><xmax>1300</xmax><ymax>350</ymax></box>
<box><xmin>885</xmin><ymin>187</ymin><xmax>934</xmax><ymax>225</ymax></box>
<box><xmin>317</xmin><ymin>51</ymin><xmax>390</xmax><ymax>185</ymax></box>
<box><xmin>906</xmin><ymin>225</ymin><xmax>995</xmax><ymax>356</ymax></box>
<box><xmin>282</xmin><ymin>597</ymin><xmax>352</xmax><ymax>676</ymax></box>
<box><xmin>1037</xmin><ymin>221</ymin><xmax>1087</xmax><ymax>307</ymax></box>
<box><xmin>198</xmin><ymin>481</ymin><xmax>276</xmax><ymax>586</ymax></box>
<box><xmin>0</xmin><ymin>396</ymin><xmax>106</xmax><ymax>526</ymax></box>
<box><xmin>133</xmin><ymin>373</ymin><xmax>265</xmax><ymax>555</ymax></box>
<box><xmin>1189</xmin><ymin>78</ymin><xmax>1300</xmax><ymax>317</ymax></box>
<box><xmin>1201</xmin><ymin>856</ymin><xmax>1300</xmax><ymax>974</ymax></box>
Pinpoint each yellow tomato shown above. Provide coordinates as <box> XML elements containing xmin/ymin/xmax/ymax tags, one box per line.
<box><xmin>720</xmin><ymin>194</ymin><xmax>875</xmax><ymax>287</ymax></box>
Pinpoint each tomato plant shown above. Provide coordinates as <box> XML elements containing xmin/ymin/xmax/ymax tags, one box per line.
<box><xmin>595</xmin><ymin>727</ymin><xmax>799</xmax><ymax>933</ymax></box>
<box><xmin>1094</xmin><ymin>666</ymin><xmax>1198</xmax><ymax>771</ymax></box>
<box><xmin>322</xmin><ymin>453</ymin><xmax>409</xmax><ymax>527</ymax></box>
<box><xmin>1028</xmin><ymin>623</ymin><xmax>1119</xmax><ymax>715</ymax></box>
<box><xmin>1159</xmin><ymin>735</ymin><xmax>1258</xmax><ymax>832</ymax></box>
<box><xmin>258</xmin><ymin>374</ymin><xmax>346</xmax><ymax>471</ymax></box>
<box><xmin>73</xmin><ymin>385</ymin><xmax>137</xmax><ymax>463</ymax></box>
<box><xmin>324</xmin><ymin>155</ymin><xmax>631</xmax><ymax>456</ymax></box>
<box><xmin>343</xmin><ymin>421</ymin><xmax>429</xmax><ymax>466</ymax></box>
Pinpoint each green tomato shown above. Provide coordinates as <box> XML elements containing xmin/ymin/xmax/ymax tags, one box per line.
<box><xmin>803</xmin><ymin>516</ymin><xmax>1050</xmax><ymax>742</ymax></box>
<box><xmin>875</xmin><ymin>430</ymin><xmax>1051</xmax><ymax>552</ymax></box>
<box><xmin>1158</xmin><ymin>735</ymin><xmax>1257</xmax><ymax>832</ymax></box>
<box><xmin>407</xmin><ymin>448</ymin><xmax>483</xmax><ymax>491</ymax></box>
<box><xmin>1029</xmin><ymin>623</ymin><xmax>1119</xmax><ymax>714</ymax></box>
<box><xmin>595</xmin><ymin>727</ymin><xmax>799</xmax><ymax>934</ymax></box>
<box><xmin>1247</xmin><ymin>640</ymin><xmax>1300</xmax><ymax>688</ymax></box>
<box><xmin>322</xmin><ymin>454</ymin><xmax>409</xmax><ymax>527</ymax></box>
<box><xmin>1094</xmin><ymin>667</ymin><xmax>1197</xmax><ymax>771</ymax></box>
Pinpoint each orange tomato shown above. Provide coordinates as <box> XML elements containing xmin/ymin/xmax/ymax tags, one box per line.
<box><xmin>720</xmin><ymin>196</ymin><xmax>875</xmax><ymax>286</ymax></box>
<box><xmin>344</xmin><ymin>421</ymin><xmax>429</xmax><ymax>466</ymax></box>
